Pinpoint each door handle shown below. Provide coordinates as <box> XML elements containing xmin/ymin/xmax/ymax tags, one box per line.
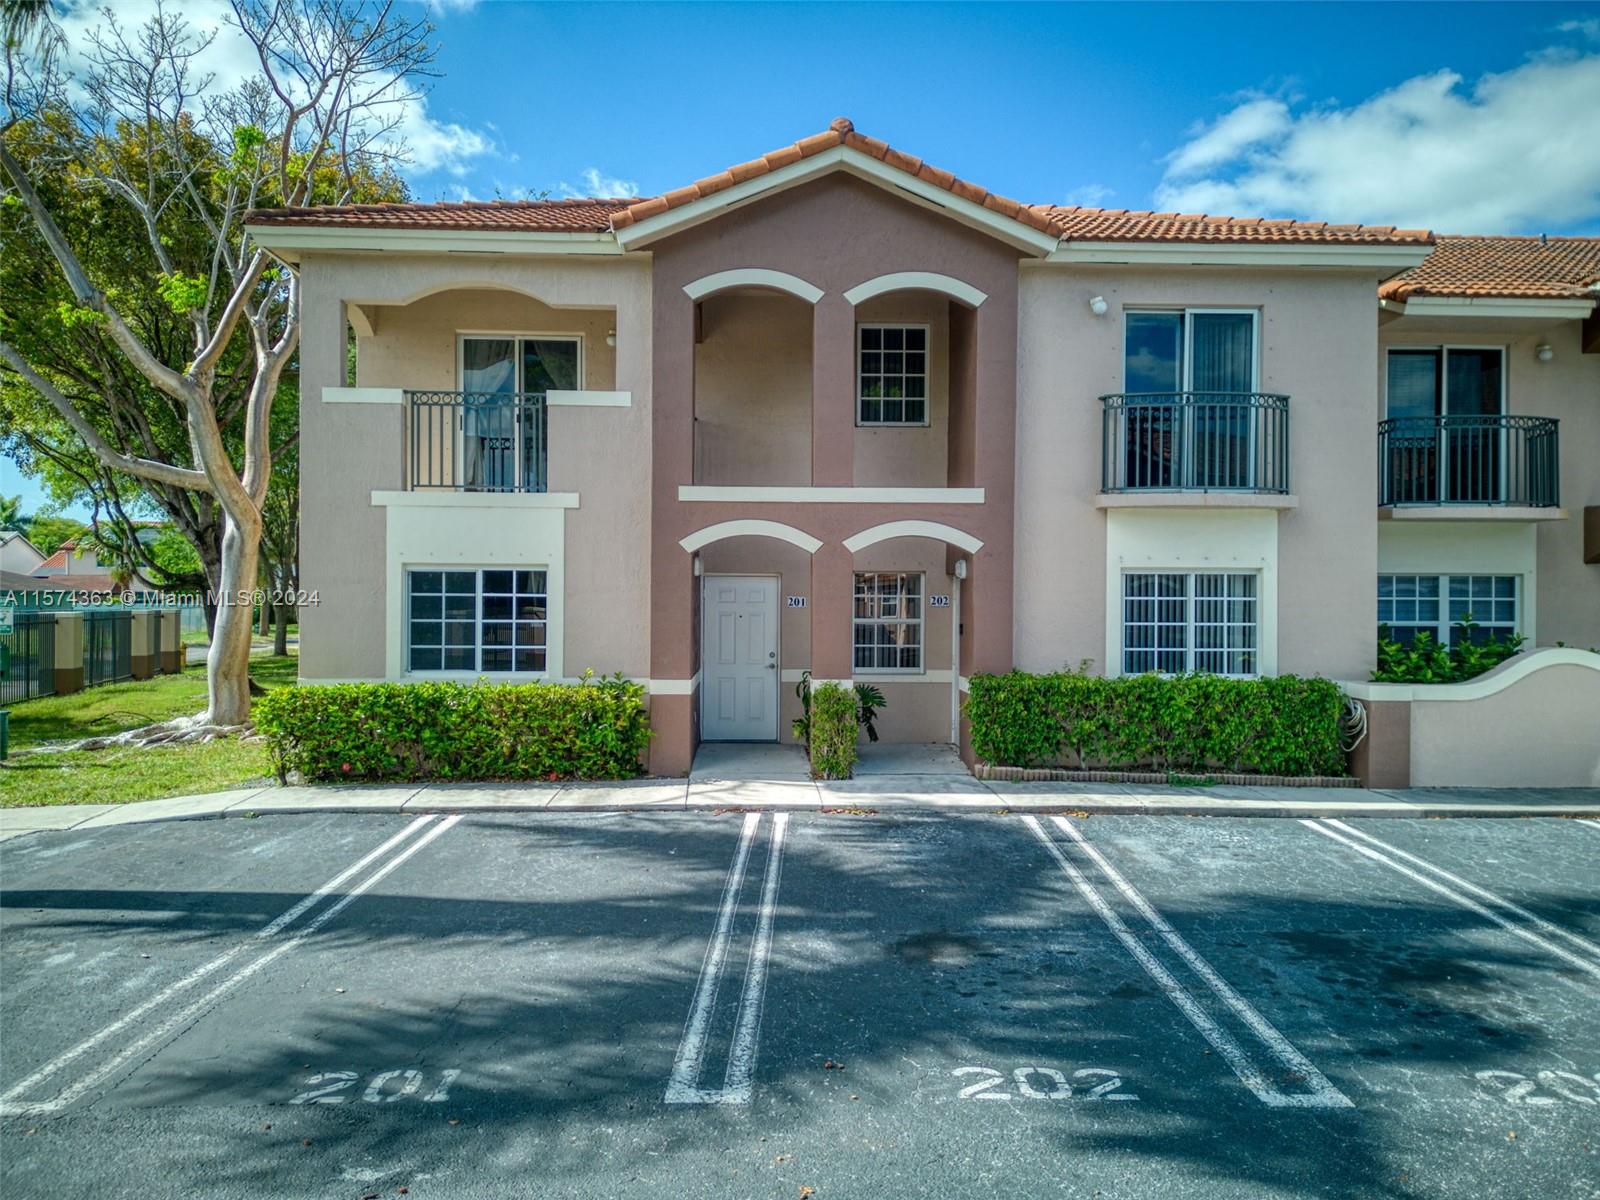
<box><xmin>766</xmin><ymin>662</ymin><xmax>776</xmax><ymax>670</ymax></box>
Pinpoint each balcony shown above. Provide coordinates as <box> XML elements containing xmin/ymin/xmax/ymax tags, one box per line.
<box><xmin>1101</xmin><ymin>392</ymin><xmax>1291</xmax><ymax>496</ymax></box>
<box><xmin>406</xmin><ymin>391</ymin><xmax>547</xmax><ymax>493</ymax></box>
<box><xmin>1378</xmin><ymin>414</ymin><xmax>1559</xmax><ymax>509</ymax></box>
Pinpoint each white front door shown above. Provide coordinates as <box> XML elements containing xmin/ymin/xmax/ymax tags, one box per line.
<box><xmin>700</xmin><ymin>575</ymin><xmax>779</xmax><ymax>741</ymax></box>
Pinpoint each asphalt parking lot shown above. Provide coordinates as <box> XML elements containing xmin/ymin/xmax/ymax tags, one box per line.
<box><xmin>2</xmin><ymin>811</ymin><xmax>1597</xmax><ymax>1200</ymax></box>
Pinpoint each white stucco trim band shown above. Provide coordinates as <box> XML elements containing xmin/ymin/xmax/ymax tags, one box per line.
<box><xmin>679</xmin><ymin>520</ymin><xmax>823</xmax><ymax>555</ymax></box>
<box><xmin>646</xmin><ymin>673</ymin><xmax>702</xmax><ymax>696</ymax></box>
<box><xmin>844</xmin><ymin>272</ymin><xmax>987</xmax><ymax>308</ymax></box>
<box><xmin>1341</xmin><ymin>648</ymin><xmax>1600</xmax><ymax>702</ymax></box>
<box><xmin>679</xmin><ymin>486</ymin><xmax>984</xmax><ymax>504</ymax></box>
<box><xmin>843</xmin><ymin>520</ymin><xmax>984</xmax><ymax>554</ymax></box>
<box><xmin>324</xmin><ymin>386</ymin><xmax>404</xmax><ymax>405</ymax></box>
<box><xmin>1096</xmin><ymin>492</ymin><xmax>1299</xmax><ymax>510</ymax></box>
<box><xmin>683</xmin><ymin>268</ymin><xmax>824</xmax><ymax>303</ymax></box>
<box><xmin>1379</xmin><ymin>505</ymin><xmax>1568</xmax><ymax>523</ymax></box>
<box><xmin>546</xmin><ymin>389</ymin><xmax>632</xmax><ymax>407</ymax></box>
<box><xmin>372</xmin><ymin>491</ymin><xmax>580</xmax><ymax>509</ymax></box>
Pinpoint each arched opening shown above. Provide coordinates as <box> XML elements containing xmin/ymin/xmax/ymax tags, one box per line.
<box><xmin>691</xmin><ymin>285</ymin><xmax>815</xmax><ymax>485</ymax></box>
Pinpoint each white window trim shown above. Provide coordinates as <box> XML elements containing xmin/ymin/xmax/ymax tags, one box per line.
<box><xmin>1122</xmin><ymin>308</ymin><xmax>1261</xmax><ymax>393</ymax></box>
<box><xmin>1119</xmin><ymin>569</ymin><xmax>1262</xmax><ymax>679</ymax></box>
<box><xmin>1377</xmin><ymin>572</ymin><xmax>1521</xmax><ymax>645</ymax></box>
<box><xmin>404</xmin><ymin>565</ymin><xmax>551</xmax><ymax>678</ymax></box>
<box><xmin>853</xmin><ymin>570</ymin><xmax>926</xmax><ymax>675</ymax></box>
<box><xmin>856</xmin><ymin>322</ymin><xmax>932</xmax><ymax>427</ymax></box>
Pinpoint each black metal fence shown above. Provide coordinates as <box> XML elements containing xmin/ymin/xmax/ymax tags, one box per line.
<box><xmin>1101</xmin><ymin>392</ymin><xmax>1291</xmax><ymax>494</ymax></box>
<box><xmin>1378</xmin><ymin>414</ymin><xmax>1560</xmax><ymax>507</ymax></box>
<box><xmin>83</xmin><ymin>610</ymin><xmax>133</xmax><ymax>688</ymax></box>
<box><xmin>1</xmin><ymin>613</ymin><xmax>56</xmax><ymax>705</ymax></box>
<box><xmin>406</xmin><ymin>391</ymin><xmax>548</xmax><ymax>493</ymax></box>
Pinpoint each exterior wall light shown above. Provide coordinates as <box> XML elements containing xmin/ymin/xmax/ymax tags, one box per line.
<box><xmin>1089</xmin><ymin>296</ymin><xmax>1109</xmax><ymax>316</ymax></box>
<box><xmin>1536</xmin><ymin>343</ymin><xmax>1554</xmax><ymax>363</ymax></box>
<box><xmin>605</xmin><ymin>329</ymin><xmax>617</xmax><ymax>347</ymax></box>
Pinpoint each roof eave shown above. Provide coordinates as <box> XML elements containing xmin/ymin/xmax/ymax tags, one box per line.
<box><xmin>1048</xmin><ymin>241</ymin><xmax>1435</xmax><ymax>269</ymax></box>
<box><xmin>1381</xmin><ymin>294</ymin><xmax>1597</xmax><ymax>320</ymax></box>
<box><xmin>243</xmin><ymin>223</ymin><xmax>625</xmax><ymax>262</ymax></box>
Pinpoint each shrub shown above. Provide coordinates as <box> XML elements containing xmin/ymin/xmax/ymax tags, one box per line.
<box><xmin>254</xmin><ymin>674</ymin><xmax>651</xmax><ymax>784</ymax></box>
<box><xmin>808</xmin><ymin>683</ymin><xmax>859</xmax><ymax>780</ymax></box>
<box><xmin>1372</xmin><ymin>619</ymin><xmax>1524</xmax><ymax>683</ymax></box>
<box><xmin>964</xmin><ymin>669</ymin><xmax>1346</xmax><ymax>777</ymax></box>
<box><xmin>790</xmin><ymin>670</ymin><xmax>887</xmax><ymax>747</ymax></box>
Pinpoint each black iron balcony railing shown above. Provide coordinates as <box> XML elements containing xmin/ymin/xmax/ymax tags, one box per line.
<box><xmin>1377</xmin><ymin>414</ymin><xmax>1559</xmax><ymax>507</ymax></box>
<box><xmin>1101</xmin><ymin>392</ymin><xmax>1291</xmax><ymax>494</ymax></box>
<box><xmin>406</xmin><ymin>391</ymin><xmax>548</xmax><ymax>493</ymax></box>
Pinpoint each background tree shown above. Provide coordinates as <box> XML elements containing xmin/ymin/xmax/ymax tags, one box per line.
<box><xmin>0</xmin><ymin>0</ymin><xmax>434</xmax><ymax>726</ymax></box>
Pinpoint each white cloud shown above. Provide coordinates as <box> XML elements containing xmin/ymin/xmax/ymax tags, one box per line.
<box><xmin>558</xmin><ymin>168</ymin><xmax>640</xmax><ymax>200</ymax></box>
<box><xmin>1062</xmin><ymin>183</ymin><xmax>1116</xmax><ymax>208</ymax></box>
<box><xmin>1154</xmin><ymin>51</ymin><xmax>1600</xmax><ymax>232</ymax></box>
<box><xmin>53</xmin><ymin>0</ymin><xmax>493</xmax><ymax>181</ymax></box>
<box><xmin>1556</xmin><ymin>18</ymin><xmax>1600</xmax><ymax>41</ymax></box>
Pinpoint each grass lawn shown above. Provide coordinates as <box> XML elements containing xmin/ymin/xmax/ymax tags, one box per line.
<box><xmin>1</xmin><ymin>655</ymin><xmax>296</xmax><ymax>808</ymax></box>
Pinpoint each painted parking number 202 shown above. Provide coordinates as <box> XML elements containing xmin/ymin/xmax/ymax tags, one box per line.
<box><xmin>954</xmin><ymin>1066</ymin><xmax>1138</xmax><ymax>1102</ymax></box>
<box><xmin>291</xmin><ymin>1068</ymin><xmax>461</xmax><ymax>1105</ymax></box>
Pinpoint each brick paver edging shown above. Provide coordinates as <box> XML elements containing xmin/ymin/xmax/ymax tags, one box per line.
<box><xmin>973</xmin><ymin>764</ymin><xmax>1361</xmax><ymax>788</ymax></box>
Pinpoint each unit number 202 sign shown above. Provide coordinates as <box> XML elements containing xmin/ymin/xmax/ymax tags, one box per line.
<box><xmin>930</xmin><ymin>595</ymin><xmax>952</xmax><ymax>608</ymax></box>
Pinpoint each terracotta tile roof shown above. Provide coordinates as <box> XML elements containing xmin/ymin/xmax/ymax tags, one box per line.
<box><xmin>244</xmin><ymin>118</ymin><xmax>1431</xmax><ymax>248</ymax></box>
<box><xmin>245</xmin><ymin>197</ymin><xmax>634</xmax><ymax>233</ymax></box>
<box><xmin>608</xmin><ymin>117</ymin><xmax>1061</xmax><ymax>236</ymax></box>
<box><xmin>1034</xmin><ymin>206</ymin><xmax>1432</xmax><ymax>246</ymax></box>
<box><xmin>1379</xmin><ymin>235</ymin><xmax>1600</xmax><ymax>301</ymax></box>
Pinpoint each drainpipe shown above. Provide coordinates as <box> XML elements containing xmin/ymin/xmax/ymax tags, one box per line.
<box><xmin>950</xmin><ymin>559</ymin><xmax>967</xmax><ymax>745</ymax></box>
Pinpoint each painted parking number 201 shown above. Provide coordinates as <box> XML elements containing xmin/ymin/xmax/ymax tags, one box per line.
<box><xmin>953</xmin><ymin>1066</ymin><xmax>1138</xmax><ymax>1102</ymax></box>
<box><xmin>290</xmin><ymin>1068</ymin><xmax>461</xmax><ymax>1105</ymax></box>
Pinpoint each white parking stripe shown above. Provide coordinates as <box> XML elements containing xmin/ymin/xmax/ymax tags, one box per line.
<box><xmin>1303</xmin><ymin>820</ymin><xmax>1600</xmax><ymax>988</ymax></box>
<box><xmin>1324</xmin><ymin>819</ymin><xmax>1600</xmax><ymax>964</ymax></box>
<box><xmin>665</xmin><ymin>813</ymin><xmax>762</xmax><ymax>1105</ymax></box>
<box><xmin>1</xmin><ymin>815</ymin><xmax>457</xmax><ymax>1116</ymax></box>
<box><xmin>723</xmin><ymin>813</ymin><xmax>789</xmax><ymax>1102</ymax></box>
<box><xmin>1026</xmin><ymin>816</ymin><xmax>1351</xmax><ymax>1109</ymax></box>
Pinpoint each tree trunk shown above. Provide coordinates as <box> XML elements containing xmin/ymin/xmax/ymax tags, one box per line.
<box><xmin>197</xmin><ymin>533</ymin><xmax>224</xmax><ymax>640</ymax></box>
<box><xmin>205</xmin><ymin>511</ymin><xmax>262</xmax><ymax>725</ymax></box>
<box><xmin>273</xmin><ymin>602</ymin><xmax>289</xmax><ymax>657</ymax></box>
<box><xmin>258</xmin><ymin>602</ymin><xmax>271</xmax><ymax>637</ymax></box>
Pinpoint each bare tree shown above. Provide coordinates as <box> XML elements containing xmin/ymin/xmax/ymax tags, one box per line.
<box><xmin>0</xmin><ymin>0</ymin><xmax>435</xmax><ymax>726</ymax></box>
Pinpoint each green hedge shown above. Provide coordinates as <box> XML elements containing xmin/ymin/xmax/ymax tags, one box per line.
<box><xmin>965</xmin><ymin>671</ymin><xmax>1347</xmax><ymax>777</ymax></box>
<box><xmin>254</xmin><ymin>677</ymin><xmax>651</xmax><ymax>783</ymax></box>
<box><xmin>808</xmin><ymin>683</ymin><xmax>859</xmax><ymax>780</ymax></box>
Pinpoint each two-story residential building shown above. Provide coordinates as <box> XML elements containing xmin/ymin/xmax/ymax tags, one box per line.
<box><xmin>247</xmin><ymin>119</ymin><xmax>1600</xmax><ymax>776</ymax></box>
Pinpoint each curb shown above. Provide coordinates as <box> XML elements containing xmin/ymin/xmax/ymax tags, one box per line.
<box><xmin>974</xmin><ymin>765</ymin><xmax>1360</xmax><ymax>788</ymax></box>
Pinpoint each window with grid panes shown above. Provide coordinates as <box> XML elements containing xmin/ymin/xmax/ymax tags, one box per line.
<box><xmin>1378</xmin><ymin>574</ymin><xmax>1517</xmax><ymax>645</ymax></box>
<box><xmin>857</xmin><ymin>325</ymin><xmax>928</xmax><ymax>425</ymax></box>
<box><xmin>853</xmin><ymin>572</ymin><xmax>924</xmax><ymax>671</ymax></box>
<box><xmin>1122</xmin><ymin>571</ymin><xmax>1258</xmax><ymax>676</ymax></box>
<box><xmin>407</xmin><ymin>568</ymin><xmax>548</xmax><ymax>673</ymax></box>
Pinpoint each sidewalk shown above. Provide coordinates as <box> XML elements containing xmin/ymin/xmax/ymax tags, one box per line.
<box><xmin>4</xmin><ymin>778</ymin><xmax>1599</xmax><ymax>840</ymax></box>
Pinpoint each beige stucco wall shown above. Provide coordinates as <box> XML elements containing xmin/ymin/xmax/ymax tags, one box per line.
<box><xmin>1015</xmin><ymin>265</ymin><xmax>1382</xmax><ymax>679</ymax></box>
<box><xmin>1408</xmin><ymin>657</ymin><xmax>1600</xmax><ymax>787</ymax></box>
<box><xmin>1379</xmin><ymin>319</ymin><xmax>1600</xmax><ymax>649</ymax></box>
<box><xmin>298</xmin><ymin>254</ymin><xmax>652</xmax><ymax>684</ymax></box>
<box><xmin>693</xmin><ymin>291</ymin><xmax>812</xmax><ymax>485</ymax></box>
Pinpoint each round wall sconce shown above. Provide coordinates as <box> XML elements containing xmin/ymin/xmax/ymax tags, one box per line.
<box><xmin>605</xmin><ymin>329</ymin><xmax>617</xmax><ymax>347</ymax></box>
<box><xmin>1089</xmin><ymin>296</ymin><xmax>1109</xmax><ymax>316</ymax></box>
<box><xmin>1536</xmin><ymin>343</ymin><xmax>1554</xmax><ymax>363</ymax></box>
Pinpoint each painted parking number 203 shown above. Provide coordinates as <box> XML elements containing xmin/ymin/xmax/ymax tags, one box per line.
<box><xmin>291</xmin><ymin>1068</ymin><xmax>461</xmax><ymax>1105</ymax></box>
<box><xmin>953</xmin><ymin>1066</ymin><xmax>1138</xmax><ymax>1101</ymax></box>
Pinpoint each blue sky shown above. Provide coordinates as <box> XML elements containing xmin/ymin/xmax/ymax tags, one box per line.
<box><xmin>404</xmin><ymin>2</ymin><xmax>1600</xmax><ymax>233</ymax></box>
<box><xmin>7</xmin><ymin>0</ymin><xmax>1599</xmax><ymax>521</ymax></box>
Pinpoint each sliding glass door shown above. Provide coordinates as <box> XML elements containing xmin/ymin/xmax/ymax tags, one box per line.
<box><xmin>1122</xmin><ymin>309</ymin><xmax>1259</xmax><ymax>489</ymax></box>
<box><xmin>1384</xmin><ymin>347</ymin><xmax>1504</xmax><ymax>503</ymax></box>
<box><xmin>458</xmin><ymin>336</ymin><xmax>580</xmax><ymax>492</ymax></box>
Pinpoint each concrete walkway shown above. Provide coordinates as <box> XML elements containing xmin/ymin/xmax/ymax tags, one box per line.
<box><xmin>4</xmin><ymin>775</ymin><xmax>1599</xmax><ymax>840</ymax></box>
